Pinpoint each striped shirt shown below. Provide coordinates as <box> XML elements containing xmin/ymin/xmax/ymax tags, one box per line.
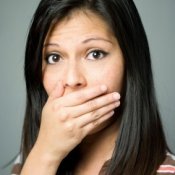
<box><xmin>11</xmin><ymin>152</ymin><xmax>175</xmax><ymax>175</ymax></box>
<box><xmin>157</xmin><ymin>153</ymin><xmax>175</xmax><ymax>174</ymax></box>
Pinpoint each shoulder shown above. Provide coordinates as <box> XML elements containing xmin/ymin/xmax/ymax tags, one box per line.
<box><xmin>157</xmin><ymin>152</ymin><xmax>175</xmax><ymax>175</ymax></box>
<box><xmin>11</xmin><ymin>154</ymin><xmax>22</xmax><ymax>175</ymax></box>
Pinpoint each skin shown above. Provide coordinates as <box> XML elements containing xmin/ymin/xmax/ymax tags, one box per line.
<box><xmin>21</xmin><ymin>10</ymin><xmax>124</xmax><ymax>175</ymax></box>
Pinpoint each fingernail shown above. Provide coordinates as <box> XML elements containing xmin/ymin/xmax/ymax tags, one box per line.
<box><xmin>110</xmin><ymin>111</ymin><xmax>114</xmax><ymax>116</ymax></box>
<box><xmin>100</xmin><ymin>85</ymin><xmax>107</xmax><ymax>92</ymax></box>
<box><xmin>113</xmin><ymin>92</ymin><xmax>120</xmax><ymax>100</ymax></box>
<box><xmin>115</xmin><ymin>101</ymin><xmax>120</xmax><ymax>107</ymax></box>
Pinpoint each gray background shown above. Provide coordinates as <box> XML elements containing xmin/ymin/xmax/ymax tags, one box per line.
<box><xmin>0</xmin><ymin>0</ymin><xmax>174</xmax><ymax>174</ymax></box>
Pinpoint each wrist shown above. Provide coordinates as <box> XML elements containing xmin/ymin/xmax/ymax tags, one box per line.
<box><xmin>32</xmin><ymin>143</ymin><xmax>62</xmax><ymax>168</ymax></box>
<box><xmin>21</xmin><ymin>144</ymin><xmax>62</xmax><ymax>175</ymax></box>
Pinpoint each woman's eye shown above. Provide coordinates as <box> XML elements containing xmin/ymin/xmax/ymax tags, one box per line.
<box><xmin>45</xmin><ymin>53</ymin><xmax>60</xmax><ymax>64</ymax></box>
<box><xmin>87</xmin><ymin>50</ymin><xmax>108</xmax><ymax>60</ymax></box>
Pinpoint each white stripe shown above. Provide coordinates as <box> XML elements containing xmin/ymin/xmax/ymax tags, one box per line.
<box><xmin>14</xmin><ymin>154</ymin><xmax>22</xmax><ymax>164</ymax></box>
<box><xmin>157</xmin><ymin>170</ymin><xmax>175</xmax><ymax>173</ymax></box>
<box><xmin>159</xmin><ymin>165</ymin><xmax>175</xmax><ymax>168</ymax></box>
<box><xmin>167</xmin><ymin>152</ymin><xmax>175</xmax><ymax>160</ymax></box>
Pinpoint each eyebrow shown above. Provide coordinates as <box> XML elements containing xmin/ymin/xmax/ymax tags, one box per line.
<box><xmin>43</xmin><ymin>43</ymin><xmax>59</xmax><ymax>47</ymax></box>
<box><xmin>43</xmin><ymin>37</ymin><xmax>113</xmax><ymax>47</ymax></box>
<box><xmin>82</xmin><ymin>37</ymin><xmax>113</xmax><ymax>44</ymax></box>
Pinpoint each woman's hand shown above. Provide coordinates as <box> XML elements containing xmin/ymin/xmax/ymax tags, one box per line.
<box><xmin>21</xmin><ymin>81</ymin><xmax>120</xmax><ymax>175</ymax></box>
<box><xmin>37</xmin><ymin>81</ymin><xmax>120</xmax><ymax>162</ymax></box>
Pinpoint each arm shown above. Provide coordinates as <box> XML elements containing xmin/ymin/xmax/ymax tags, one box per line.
<box><xmin>20</xmin><ymin>145</ymin><xmax>62</xmax><ymax>175</ymax></box>
<box><xmin>20</xmin><ymin>81</ymin><xmax>120</xmax><ymax>174</ymax></box>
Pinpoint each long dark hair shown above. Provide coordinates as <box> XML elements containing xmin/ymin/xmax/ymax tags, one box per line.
<box><xmin>21</xmin><ymin>0</ymin><xmax>168</xmax><ymax>174</ymax></box>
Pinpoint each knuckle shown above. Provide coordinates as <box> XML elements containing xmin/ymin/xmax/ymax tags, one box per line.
<box><xmin>65</xmin><ymin>122</ymin><xmax>80</xmax><ymax>140</ymax></box>
<box><xmin>64</xmin><ymin>122</ymin><xmax>84</xmax><ymax>142</ymax></box>
<box><xmin>59</xmin><ymin>109</ymin><xmax>69</xmax><ymax>122</ymax></box>
<box><xmin>65</xmin><ymin>122</ymin><xmax>74</xmax><ymax>132</ymax></box>
<box><xmin>87</xmin><ymin>100</ymin><xmax>97</xmax><ymax>111</ymax></box>
<box><xmin>92</xmin><ymin>120</ymin><xmax>98</xmax><ymax>127</ymax></box>
<box><xmin>91</xmin><ymin>110</ymin><xmax>99</xmax><ymax>119</ymax></box>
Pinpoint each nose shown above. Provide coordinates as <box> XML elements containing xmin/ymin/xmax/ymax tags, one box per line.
<box><xmin>63</xmin><ymin>61</ymin><xmax>86</xmax><ymax>89</ymax></box>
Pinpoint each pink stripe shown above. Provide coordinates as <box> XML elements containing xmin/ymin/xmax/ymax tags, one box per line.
<box><xmin>157</xmin><ymin>165</ymin><xmax>175</xmax><ymax>173</ymax></box>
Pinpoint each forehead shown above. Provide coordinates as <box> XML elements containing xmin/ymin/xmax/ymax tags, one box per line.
<box><xmin>44</xmin><ymin>10</ymin><xmax>115</xmax><ymax>43</ymax></box>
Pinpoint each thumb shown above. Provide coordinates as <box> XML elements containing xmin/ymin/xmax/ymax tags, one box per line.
<box><xmin>48</xmin><ymin>81</ymin><xmax>64</xmax><ymax>101</ymax></box>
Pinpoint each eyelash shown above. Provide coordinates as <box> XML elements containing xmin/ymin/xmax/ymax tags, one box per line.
<box><xmin>44</xmin><ymin>49</ymin><xmax>109</xmax><ymax>65</ymax></box>
<box><xmin>87</xmin><ymin>50</ymin><xmax>109</xmax><ymax>60</ymax></box>
<box><xmin>45</xmin><ymin>53</ymin><xmax>61</xmax><ymax>65</ymax></box>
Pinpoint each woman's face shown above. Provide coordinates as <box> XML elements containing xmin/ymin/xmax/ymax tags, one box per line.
<box><xmin>42</xmin><ymin>10</ymin><xmax>124</xmax><ymax>97</ymax></box>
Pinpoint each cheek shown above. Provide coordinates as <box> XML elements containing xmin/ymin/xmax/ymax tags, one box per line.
<box><xmin>90</xmin><ymin>64</ymin><xmax>124</xmax><ymax>93</ymax></box>
<box><xmin>107</xmin><ymin>68</ymin><xmax>124</xmax><ymax>93</ymax></box>
<box><xmin>108</xmin><ymin>72</ymin><xmax>123</xmax><ymax>93</ymax></box>
<box><xmin>106</xmin><ymin>57</ymin><xmax>124</xmax><ymax>93</ymax></box>
<box><xmin>104</xmin><ymin>74</ymin><xmax>123</xmax><ymax>94</ymax></box>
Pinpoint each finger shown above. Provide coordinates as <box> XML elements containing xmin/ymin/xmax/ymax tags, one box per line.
<box><xmin>48</xmin><ymin>81</ymin><xmax>65</xmax><ymax>102</ymax></box>
<box><xmin>78</xmin><ymin>101</ymin><xmax>120</xmax><ymax>127</ymax></box>
<box><xmin>83</xmin><ymin>111</ymin><xmax>115</xmax><ymax>136</ymax></box>
<box><xmin>57</xmin><ymin>85</ymin><xmax>108</xmax><ymax>107</ymax></box>
<box><xmin>71</xmin><ymin>92</ymin><xmax>120</xmax><ymax>118</ymax></box>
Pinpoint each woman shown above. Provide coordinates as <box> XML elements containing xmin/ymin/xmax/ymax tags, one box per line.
<box><xmin>11</xmin><ymin>0</ymin><xmax>175</xmax><ymax>174</ymax></box>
